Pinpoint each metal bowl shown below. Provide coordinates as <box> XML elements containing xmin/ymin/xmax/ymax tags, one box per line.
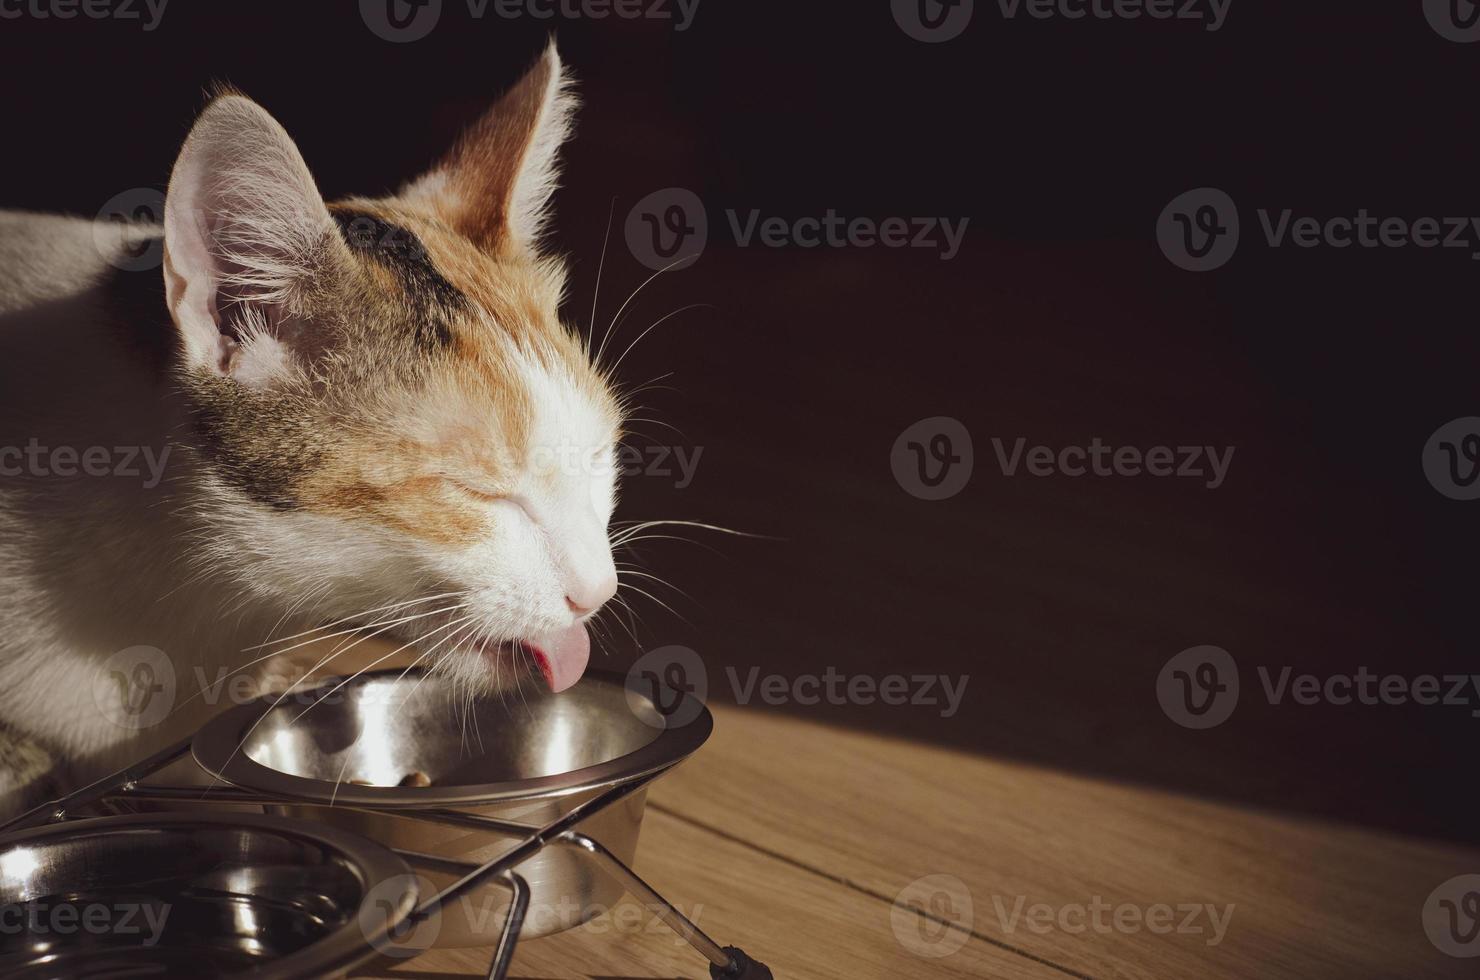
<box><xmin>191</xmin><ymin>668</ymin><xmax>711</xmax><ymax>946</ymax></box>
<box><xmin>0</xmin><ymin>812</ymin><xmax>416</xmax><ymax>979</ymax></box>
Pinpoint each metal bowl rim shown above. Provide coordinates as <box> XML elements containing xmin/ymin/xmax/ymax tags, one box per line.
<box><xmin>191</xmin><ymin>668</ymin><xmax>713</xmax><ymax>808</ymax></box>
<box><xmin>0</xmin><ymin>810</ymin><xmax>417</xmax><ymax>980</ymax></box>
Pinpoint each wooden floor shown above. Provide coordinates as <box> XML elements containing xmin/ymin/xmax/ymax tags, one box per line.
<box><xmin>340</xmin><ymin>699</ymin><xmax>1480</xmax><ymax>980</ymax></box>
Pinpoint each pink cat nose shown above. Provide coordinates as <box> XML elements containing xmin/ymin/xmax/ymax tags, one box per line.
<box><xmin>566</xmin><ymin>573</ymin><xmax>617</xmax><ymax>616</ymax></box>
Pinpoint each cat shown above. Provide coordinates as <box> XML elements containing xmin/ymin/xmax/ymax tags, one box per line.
<box><xmin>0</xmin><ymin>42</ymin><xmax>624</xmax><ymax>816</ymax></box>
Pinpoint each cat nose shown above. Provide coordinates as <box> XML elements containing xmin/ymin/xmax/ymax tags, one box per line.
<box><xmin>566</xmin><ymin>571</ymin><xmax>617</xmax><ymax>617</ymax></box>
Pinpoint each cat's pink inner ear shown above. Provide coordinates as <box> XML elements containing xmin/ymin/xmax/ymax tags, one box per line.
<box><xmin>403</xmin><ymin>40</ymin><xmax>575</xmax><ymax>256</ymax></box>
<box><xmin>162</xmin><ymin>94</ymin><xmax>344</xmax><ymax>384</ymax></box>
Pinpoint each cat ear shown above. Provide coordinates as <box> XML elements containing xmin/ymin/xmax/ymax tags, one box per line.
<box><xmin>403</xmin><ymin>41</ymin><xmax>575</xmax><ymax>256</ymax></box>
<box><xmin>162</xmin><ymin>93</ymin><xmax>349</xmax><ymax>386</ymax></box>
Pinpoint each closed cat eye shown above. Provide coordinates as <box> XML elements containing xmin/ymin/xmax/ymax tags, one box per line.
<box><xmin>447</xmin><ymin>480</ymin><xmax>504</xmax><ymax>503</ymax></box>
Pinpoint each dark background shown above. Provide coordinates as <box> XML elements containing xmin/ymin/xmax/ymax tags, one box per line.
<box><xmin>2</xmin><ymin>1</ymin><xmax>1476</xmax><ymax>844</ymax></box>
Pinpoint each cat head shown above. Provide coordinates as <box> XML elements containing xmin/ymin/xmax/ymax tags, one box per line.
<box><xmin>161</xmin><ymin>42</ymin><xmax>619</xmax><ymax>693</ymax></box>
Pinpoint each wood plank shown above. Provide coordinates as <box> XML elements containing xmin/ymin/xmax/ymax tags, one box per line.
<box><xmin>652</xmin><ymin>704</ymin><xmax>1480</xmax><ymax>980</ymax></box>
<box><xmin>351</xmin><ymin>808</ymin><xmax>1061</xmax><ymax>980</ymax></box>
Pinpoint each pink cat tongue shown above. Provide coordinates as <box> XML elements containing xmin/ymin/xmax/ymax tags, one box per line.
<box><xmin>528</xmin><ymin>624</ymin><xmax>590</xmax><ymax>693</ymax></box>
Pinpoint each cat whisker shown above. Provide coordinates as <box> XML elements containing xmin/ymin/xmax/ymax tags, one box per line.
<box><xmin>616</xmin><ymin>582</ymin><xmax>689</xmax><ymax>625</ymax></box>
<box><xmin>401</xmin><ymin>620</ymin><xmax>482</xmax><ymax>706</ymax></box>
<box><xmin>621</xmin><ymin>418</ymin><xmax>688</xmax><ymax>439</ymax></box>
<box><xmin>206</xmin><ymin>604</ymin><xmax>467</xmax><ymax>787</ymax></box>
<box><xmin>165</xmin><ymin>602</ymin><xmax>466</xmax><ymax>718</ymax></box>
<box><xmin>328</xmin><ymin>747</ymin><xmax>356</xmax><ymax>808</ymax></box>
<box><xmin>510</xmin><ymin>642</ymin><xmax>535</xmax><ymax>720</ymax></box>
<box><xmin>589</xmin><ymin>196</ymin><xmax>617</xmax><ymax>361</ymax></box>
<box><xmin>241</xmin><ymin>592</ymin><xmax>462</xmax><ymax>652</ymax></box>
<box><xmin>288</xmin><ymin>614</ymin><xmax>475</xmax><ymax>727</ymax></box>
<box><xmin>611</xmin><ymin>533</ymin><xmax>713</xmax><ymax>551</ymax></box>
<box><xmin>615</xmin><ymin>567</ymin><xmax>691</xmax><ymax>601</ymax></box>
<box><xmin>254</xmin><ymin>581</ymin><xmax>336</xmax><ymax>653</ymax></box>
<box><xmin>597</xmin><ymin>253</ymin><xmax>702</xmax><ymax>371</ymax></box>
<box><xmin>617</xmin><ymin>371</ymin><xmax>677</xmax><ymax>404</ymax></box>
<box><xmin>391</xmin><ymin>617</ymin><xmax>479</xmax><ymax>688</ymax></box>
<box><xmin>607</xmin><ymin>303</ymin><xmax>712</xmax><ymax>378</ymax></box>
<box><xmin>611</xmin><ymin>518</ymin><xmax>771</xmax><ymax>538</ymax></box>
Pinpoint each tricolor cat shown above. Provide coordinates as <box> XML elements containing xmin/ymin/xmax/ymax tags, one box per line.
<box><xmin>0</xmin><ymin>43</ymin><xmax>623</xmax><ymax>813</ymax></box>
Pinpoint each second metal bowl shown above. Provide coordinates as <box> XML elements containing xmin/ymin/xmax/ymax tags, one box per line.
<box><xmin>0</xmin><ymin>812</ymin><xmax>416</xmax><ymax>979</ymax></box>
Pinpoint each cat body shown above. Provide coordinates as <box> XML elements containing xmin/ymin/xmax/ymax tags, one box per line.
<box><xmin>0</xmin><ymin>44</ymin><xmax>623</xmax><ymax>815</ymax></box>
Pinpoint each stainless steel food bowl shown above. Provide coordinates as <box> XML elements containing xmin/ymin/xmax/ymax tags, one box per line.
<box><xmin>0</xmin><ymin>812</ymin><xmax>416</xmax><ymax>979</ymax></box>
<box><xmin>191</xmin><ymin>668</ymin><xmax>712</xmax><ymax>947</ymax></box>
